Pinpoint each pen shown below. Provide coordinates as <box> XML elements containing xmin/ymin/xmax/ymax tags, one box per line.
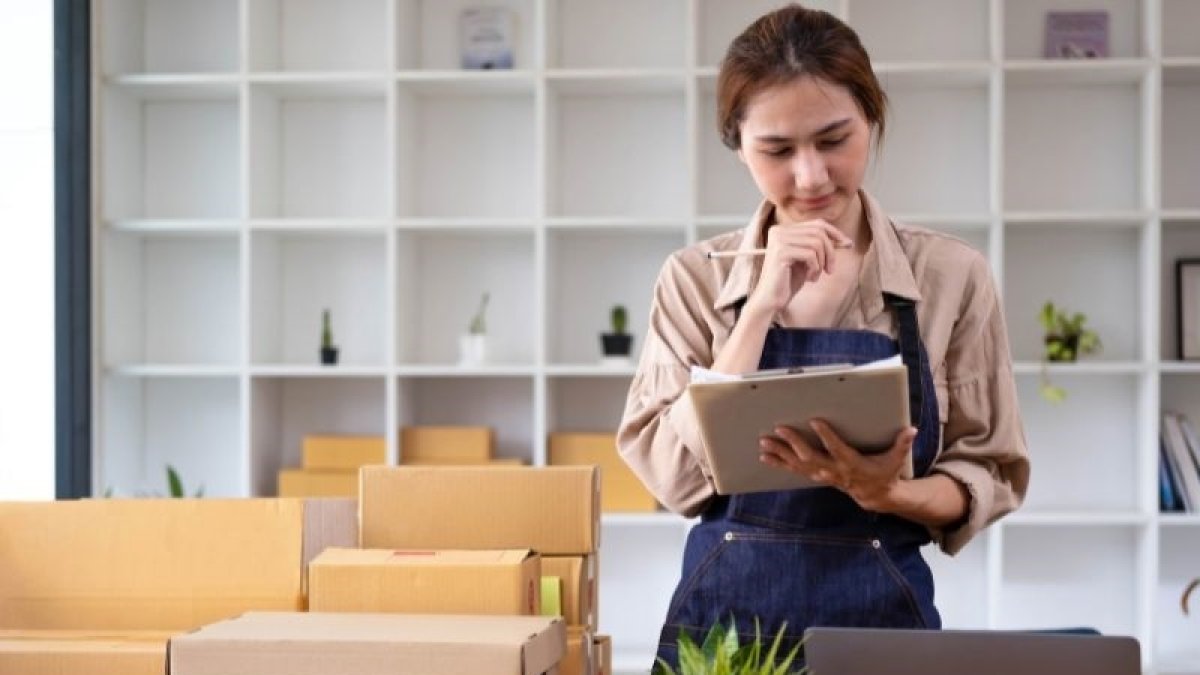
<box><xmin>706</xmin><ymin>240</ymin><xmax>853</xmax><ymax>259</ymax></box>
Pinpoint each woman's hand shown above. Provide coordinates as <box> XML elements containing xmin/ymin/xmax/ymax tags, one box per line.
<box><xmin>746</xmin><ymin>220</ymin><xmax>853</xmax><ymax>315</ymax></box>
<box><xmin>759</xmin><ymin>420</ymin><xmax>917</xmax><ymax>512</ymax></box>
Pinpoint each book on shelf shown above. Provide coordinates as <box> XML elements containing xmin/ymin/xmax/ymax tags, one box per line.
<box><xmin>1160</xmin><ymin>437</ymin><xmax>1185</xmax><ymax>513</ymax></box>
<box><xmin>1161</xmin><ymin>412</ymin><xmax>1200</xmax><ymax>513</ymax></box>
<box><xmin>1043</xmin><ymin>10</ymin><xmax>1109</xmax><ymax>59</ymax></box>
<box><xmin>460</xmin><ymin>7</ymin><xmax>515</xmax><ymax>70</ymax></box>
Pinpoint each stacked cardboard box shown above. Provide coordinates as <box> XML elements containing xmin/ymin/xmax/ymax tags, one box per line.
<box><xmin>279</xmin><ymin>435</ymin><xmax>387</xmax><ymax>497</ymax></box>
<box><xmin>549</xmin><ymin>432</ymin><xmax>658</xmax><ymax>513</ymax></box>
<box><xmin>399</xmin><ymin>424</ymin><xmax>493</xmax><ymax>465</ymax></box>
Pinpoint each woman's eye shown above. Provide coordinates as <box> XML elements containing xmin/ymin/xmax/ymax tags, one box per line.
<box><xmin>762</xmin><ymin>147</ymin><xmax>792</xmax><ymax>158</ymax></box>
<box><xmin>819</xmin><ymin>136</ymin><xmax>848</xmax><ymax>149</ymax></box>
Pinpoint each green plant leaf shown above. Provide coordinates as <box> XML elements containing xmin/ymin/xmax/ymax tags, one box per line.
<box><xmin>1040</xmin><ymin>383</ymin><xmax>1066</xmax><ymax>403</ymax></box>
<box><xmin>166</xmin><ymin>465</ymin><xmax>184</xmax><ymax>498</ymax></box>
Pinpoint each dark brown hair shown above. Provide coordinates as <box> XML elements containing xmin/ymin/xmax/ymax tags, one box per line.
<box><xmin>716</xmin><ymin>4</ymin><xmax>887</xmax><ymax>151</ymax></box>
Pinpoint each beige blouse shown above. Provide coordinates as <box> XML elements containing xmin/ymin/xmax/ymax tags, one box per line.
<box><xmin>616</xmin><ymin>191</ymin><xmax>1030</xmax><ymax>555</ymax></box>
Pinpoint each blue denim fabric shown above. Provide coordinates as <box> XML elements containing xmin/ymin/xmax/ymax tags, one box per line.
<box><xmin>654</xmin><ymin>323</ymin><xmax>943</xmax><ymax>673</ymax></box>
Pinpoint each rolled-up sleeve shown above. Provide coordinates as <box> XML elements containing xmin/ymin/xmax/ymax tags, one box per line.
<box><xmin>617</xmin><ymin>254</ymin><xmax>720</xmax><ymax>517</ymax></box>
<box><xmin>930</xmin><ymin>255</ymin><xmax>1031</xmax><ymax>555</ymax></box>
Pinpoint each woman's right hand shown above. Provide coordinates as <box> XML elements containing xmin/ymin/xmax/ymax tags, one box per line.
<box><xmin>746</xmin><ymin>219</ymin><xmax>853</xmax><ymax>315</ymax></box>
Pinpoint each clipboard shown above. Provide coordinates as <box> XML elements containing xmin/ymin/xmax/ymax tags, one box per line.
<box><xmin>688</xmin><ymin>363</ymin><xmax>912</xmax><ymax>495</ymax></box>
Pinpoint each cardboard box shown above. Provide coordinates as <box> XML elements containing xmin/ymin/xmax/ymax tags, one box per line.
<box><xmin>309</xmin><ymin>548</ymin><xmax>541</xmax><ymax>616</ymax></box>
<box><xmin>278</xmin><ymin>469</ymin><xmax>358</xmax><ymax>497</ymax></box>
<box><xmin>0</xmin><ymin>498</ymin><xmax>352</xmax><ymax>631</ymax></box>
<box><xmin>549</xmin><ymin>432</ymin><xmax>659</xmax><ymax>513</ymax></box>
<box><xmin>302</xmin><ymin>435</ymin><xmax>387</xmax><ymax>470</ymax></box>
<box><xmin>361</xmin><ymin>466</ymin><xmax>600</xmax><ymax>555</ymax></box>
<box><xmin>561</xmin><ymin>627</ymin><xmax>595</xmax><ymax>675</ymax></box>
<box><xmin>542</xmin><ymin>555</ymin><xmax>597</xmax><ymax>629</ymax></box>
<box><xmin>0</xmin><ymin>632</ymin><xmax>169</xmax><ymax>675</ymax></box>
<box><xmin>167</xmin><ymin>611</ymin><xmax>566</xmax><ymax>675</ymax></box>
<box><xmin>593</xmin><ymin>635</ymin><xmax>612</xmax><ymax>675</ymax></box>
<box><xmin>399</xmin><ymin>425</ymin><xmax>493</xmax><ymax>464</ymax></box>
<box><xmin>300</xmin><ymin>498</ymin><xmax>358</xmax><ymax>601</ymax></box>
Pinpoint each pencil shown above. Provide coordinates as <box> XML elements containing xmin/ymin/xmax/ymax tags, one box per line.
<box><xmin>706</xmin><ymin>240</ymin><xmax>852</xmax><ymax>259</ymax></box>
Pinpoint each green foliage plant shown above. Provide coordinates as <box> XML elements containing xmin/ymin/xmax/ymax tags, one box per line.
<box><xmin>611</xmin><ymin>305</ymin><xmax>628</xmax><ymax>335</ymax></box>
<box><xmin>166</xmin><ymin>464</ymin><xmax>204</xmax><ymax>498</ymax></box>
<box><xmin>321</xmin><ymin>309</ymin><xmax>335</xmax><ymax>349</ymax></box>
<box><xmin>654</xmin><ymin>619</ymin><xmax>806</xmax><ymax>675</ymax></box>
<box><xmin>1037</xmin><ymin>301</ymin><xmax>1101</xmax><ymax>403</ymax></box>
<box><xmin>468</xmin><ymin>292</ymin><xmax>490</xmax><ymax>335</ymax></box>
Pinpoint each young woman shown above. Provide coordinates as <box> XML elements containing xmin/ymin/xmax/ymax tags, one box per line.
<box><xmin>616</xmin><ymin>4</ymin><xmax>1030</xmax><ymax>669</ymax></box>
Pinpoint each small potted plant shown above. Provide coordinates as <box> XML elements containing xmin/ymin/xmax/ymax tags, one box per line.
<box><xmin>1038</xmin><ymin>301</ymin><xmax>1101</xmax><ymax>403</ymax></box>
<box><xmin>460</xmin><ymin>292</ymin><xmax>489</xmax><ymax>366</ymax></box>
<box><xmin>320</xmin><ymin>308</ymin><xmax>339</xmax><ymax>366</ymax></box>
<box><xmin>654</xmin><ymin>618</ymin><xmax>805</xmax><ymax>675</ymax></box>
<box><xmin>600</xmin><ymin>304</ymin><xmax>634</xmax><ymax>365</ymax></box>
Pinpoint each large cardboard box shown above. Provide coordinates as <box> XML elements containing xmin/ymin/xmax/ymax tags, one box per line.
<box><xmin>0</xmin><ymin>632</ymin><xmax>169</xmax><ymax>675</ymax></box>
<box><xmin>549</xmin><ymin>432</ymin><xmax>658</xmax><ymax>512</ymax></box>
<box><xmin>399</xmin><ymin>425</ymin><xmax>493</xmax><ymax>464</ymax></box>
<box><xmin>279</xmin><ymin>469</ymin><xmax>358</xmax><ymax>497</ymax></box>
<box><xmin>593</xmin><ymin>635</ymin><xmax>612</xmax><ymax>675</ymax></box>
<box><xmin>302</xmin><ymin>435</ymin><xmax>386</xmax><ymax>470</ymax></box>
<box><xmin>309</xmin><ymin>548</ymin><xmax>541</xmax><ymax>616</ymax></box>
<box><xmin>361</xmin><ymin>466</ymin><xmax>600</xmax><ymax>555</ymax></box>
<box><xmin>167</xmin><ymin>611</ymin><xmax>566</xmax><ymax>675</ymax></box>
<box><xmin>542</xmin><ymin>555</ymin><xmax>597</xmax><ymax>629</ymax></box>
<box><xmin>561</xmin><ymin>627</ymin><xmax>595</xmax><ymax>675</ymax></box>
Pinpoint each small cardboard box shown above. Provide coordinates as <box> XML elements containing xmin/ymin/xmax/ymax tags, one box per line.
<box><xmin>549</xmin><ymin>432</ymin><xmax>658</xmax><ymax>512</ymax></box>
<box><xmin>0</xmin><ymin>631</ymin><xmax>171</xmax><ymax>675</ymax></box>
<box><xmin>309</xmin><ymin>548</ymin><xmax>541</xmax><ymax>616</ymax></box>
<box><xmin>167</xmin><ymin>611</ymin><xmax>566</xmax><ymax>675</ymax></box>
<box><xmin>302</xmin><ymin>435</ymin><xmax>386</xmax><ymax>470</ymax></box>
<box><xmin>399</xmin><ymin>425</ymin><xmax>493</xmax><ymax>464</ymax></box>
<box><xmin>542</xmin><ymin>555</ymin><xmax>597</xmax><ymax>629</ymax></box>
<box><xmin>561</xmin><ymin>627</ymin><xmax>595</xmax><ymax>675</ymax></box>
<box><xmin>361</xmin><ymin>465</ymin><xmax>599</xmax><ymax>555</ymax></box>
<box><xmin>279</xmin><ymin>469</ymin><xmax>358</xmax><ymax>497</ymax></box>
<box><xmin>593</xmin><ymin>635</ymin><xmax>612</xmax><ymax>675</ymax></box>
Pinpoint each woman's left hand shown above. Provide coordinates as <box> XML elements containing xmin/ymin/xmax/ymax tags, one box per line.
<box><xmin>759</xmin><ymin>420</ymin><xmax>918</xmax><ymax>512</ymax></box>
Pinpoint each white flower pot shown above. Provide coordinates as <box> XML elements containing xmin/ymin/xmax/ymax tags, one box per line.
<box><xmin>459</xmin><ymin>333</ymin><xmax>488</xmax><ymax>366</ymax></box>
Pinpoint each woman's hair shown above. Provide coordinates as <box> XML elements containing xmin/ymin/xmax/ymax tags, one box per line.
<box><xmin>716</xmin><ymin>3</ymin><xmax>887</xmax><ymax>151</ymax></box>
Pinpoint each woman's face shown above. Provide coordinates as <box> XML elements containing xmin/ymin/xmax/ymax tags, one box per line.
<box><xmin>736</xmin><ymin>75</ymin><xmax>873</xmax><ymax>230</ymax></box>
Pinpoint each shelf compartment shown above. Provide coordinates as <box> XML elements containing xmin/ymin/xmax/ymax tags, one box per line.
<box><xmin>1014</xmin><ymin>372</ymin><xmax>1142</xmax><ymax>513</ymax></box>
<box><xmin>547</xmin><ymin>230</ymin><xmax>684</xmax><ymax>364</ymax></box>
<box><xmin>1003</xmin><ymin>58</ymin><xmax>1150</xmax><ymax>86</ymax></box>
<box><xmin>100</xmin><ymin>375</ymin><xmax>242</xmax><ymax>497</ymax></box>
<box><xmin>923</xmin><ymin>534</ymin><xmax>990</xmax><ymax>629</ymax></box>
<box><xmin>697</xmin><ymin>0</ymin><xmax>839</xmax><ymax>68</ymax></box>
<box><xmin>1161</xmin><ymin>373</ymin><xmax>1200</xmax><ymax>437</ymax></box>
<box><xmin>549</xmin><ymin>89</ymin><xmax>687</xmax><ymax>218</ymax></box>
<box><xmin>547</xmin><ymin>377</ymin><xmax>632</xmax><ymax>436</ymax></box>
<box><xmin>866</xmin><ymin>80</ymin><xmax>990</xmax><ymax>216</ymax></box>
<box><xmin>100</xmin><ymin>0</ymin><xmax>238</xmax><ymax>75</ymax></box>
<box><xmin>396</xmin><ymin>230</ymin><xmax>535</xmax><ymax>365</ymax></box>
<box><xmin>1161</xmin><ymin>222</ymin><xmax>1200</xmax><ymax>360</ymax></box>
<box><xmin>548</xmin><ymin>0</ymin><xmax>685</xmax><ymax>69</ymax></box>
<box><xmin>395</xmin><ymin>0</ymin><xmax>535</xmax><ymax>70</ymax></box>
<box><xmin>396</xmin><ymin>83</ymin><xmax>535</xmax><ymax>218</ymax></box>
<box><xmin>396</xmin><ymin>376</ymin><xmax>534</xmax><ymax>463</ymax></box>
<box><xmin>1004</xmin><ymin>228</ymin><xmax>1142</xmax><ymax>362</ymax></box>
<box><xmin>247</xmin><ymin>0</ymin><xmax>388</xmax><ymax>72</ymax></box>
<box><xmin>250</xmin><ymin>376</ymin><xmax>387</xmax><ymax>496</ymax></box>
<box><xmin>598</xmin><ymin>522</ymin><xmax>686</xmax><ymax>668</ymax></box>
<box><xmin>696</xmin><ymin>84</ymin><xmax>763</xmax><ymax>218</ymax></box>
<box><xmin>1004</xmin><ymin>80</ymin><xmax>1142</xmax><ymax>212</ymax></box>
<box><xmin>102</xmin><ymin>232</ymin><xmax>240</xmax><ymax>367</ymax></box>
<box><xmin>1003</xmin><ymin>0</ymin><xmax>1144</xmax><ymax>60</ymax></box>
<box><xmin>101</xmin><ymin>88</ymin><xmax>240</xmax><ymax>220</ymax></box>
<box><xmin>1156</xmin><ymin>529</ymin><xmax>1200</xmax><ymax>667</ymax></box>
<box><xmin>1164</xmin><ymin>0</ymin><xmax>1200</xmax><ymax>58</ymax></box>
<box><xmin>250</xmin><ymin>231</ymin><xmax>388</xmax><ymax>367</ymax></box>
<box><xmin>248</xmin><ymin>83</ymin><xmax>388</xmax><ymax>218</ymax></box>
<box><xmin>1163</xmin><ymin>80</ymin><xmax>1200</xmax><ymax>211</ymax></box>
<box><xmin>997</xmin><ymin>525</ymin><xmax>1140</xmax><ymax>637</ymax></box>
<box><xmin>851</xmin><ymin>0</ymin><xmax>989</xmax><ymax>63</ymax></box>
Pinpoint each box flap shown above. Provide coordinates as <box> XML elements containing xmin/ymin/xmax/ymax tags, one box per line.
<box><xmin>314</xmin><ymin>548</ymin><xmax>533</xmax><ymax>567</ymax></box>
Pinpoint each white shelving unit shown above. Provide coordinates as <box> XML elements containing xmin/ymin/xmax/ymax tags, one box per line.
<box><xmin>92</xmin><ymin>1</ymin><xmax>1200</xmax><ymax>672</ymax></box>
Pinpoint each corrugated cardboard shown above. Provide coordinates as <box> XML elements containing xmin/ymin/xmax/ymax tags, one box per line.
<box><xmin>167</xmin><ymin>611</ymin><xmax>566</xmax><ymax>675</ymax></box>
<box><xmin>279</xmin><ymin>468</ymin><xmax>358</xmax><ymax>497</ymax></box>
<box><xmin>309</xmin><ymin>548</ymin><xmax>541</xmax><ymax>616</ymax></box>
<box><xmin>542</xmin><ymin>555</ymin><xmax>597</xmax><ymax>629</ymax></box>
<box><xmin>302</xmin><ymin>435</ymin><xmax>386</xmax><ymax>470</ymax></box>
<box><xmin>0</xmin><ymin>632</ymin><xmax>169</xmax><ymax>675</ymax></box>
<box><xmin>399</xmin><ymin>425</ymin><xmax>493</xmax><ymax>464</ymax></box>
<box><xmin>549</xmin><ymin>432</ymin><xmax>659</xmax><ymax>512</ymax></box>
<box><xmin>561</xmin><ymin>627</ymin><xmax>595</xmax><ymax>675</ymax></box>
<box><xmin>0</xmin><ymin>499</ymin><xmax>309</xmax><ymax>631</ymax></box>
<box><xmin>300</xmin><ymin>498</ymin><xmax>358</xmax><ymax>602</ymax></box>
<box><xmin>361</xmin><ymin>466</ymin><xmax>600</xmax><ymax>555</ymax></box>
<box><xmin>593</xmin><ymin>635</ymin><xmax>612</xmax><ymax>675</ymax></box>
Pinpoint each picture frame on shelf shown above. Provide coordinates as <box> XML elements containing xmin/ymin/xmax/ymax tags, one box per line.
<box><xmin>1177</xmin><ymin>259</ymin><xmax>1200</xmax><ymax>360</ymax></box>
<box><xmin>1043</xmin><ymin>10</ymin><xmax>1109</xmax><ymax>59</ymax></box>
<box><xmin>460</xmin><ymin>7</ymin><xmax>515</xmax><ymax>70</ymax></box>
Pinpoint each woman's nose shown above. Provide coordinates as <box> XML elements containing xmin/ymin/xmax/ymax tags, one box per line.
<box><xmin>792</xmin><ymin>148</ymin><xmax>829</xmax><ymax>190</ymax></box>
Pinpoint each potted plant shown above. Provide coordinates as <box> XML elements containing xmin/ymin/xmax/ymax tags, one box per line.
<box><xmin>601</xmin><ymin>304</ymin><xmax>634</xmax><ymax>365</ymax></box>
<box><xmin>320</xmin><ymin>308</ymin><xmax>339</xmax><ymax>366</ymax></box>
<box><xmin>1037</xmin><ymin>301</ymin><xmax>1101</xmax><ymax>403</ymax></box>
<box><xmin>460</xmin><ymin>292</ymin><xmax>490</xmax><ymax>365</ymax></box>
<box><xmin>655</xmin><ymin>619</ymin><xmax>805</xmax><ymax>675</ymax></box>
<box><xmin>166</xmin><ymin>464</ymin><xmax>204</xmax><ymax>498</ymax></box>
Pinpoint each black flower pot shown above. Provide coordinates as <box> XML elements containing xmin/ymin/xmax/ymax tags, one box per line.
<box><xmin>601</xmin><ymin>333</ymin><xmax>632</xmax><ymax>357</ymax></box>
<box><xmin>1044</xmin><ymin>333</ymin><xmax>1079</xmax><ymax>362</ymax></box>
<box><xmin>320</xmin><ymin>346</ymin><xmax>339</xmax><ymax>365</ymax></box>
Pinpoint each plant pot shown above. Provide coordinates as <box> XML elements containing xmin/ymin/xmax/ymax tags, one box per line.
<box><xmin>459</xmin><ymin>333</ymin><xmax>488</xmax><ymax>366</ymax></box>
<box><xmin>600</xmin><ymin>333</ymin><xmax>633</xmax><ymax>366</ymax></box>
<box><xmin>320</xmin><ymin>346</ymin><xmax>339</xmax><ymax>365</ymax></box>
<box><xmin>1044</xmin><ymin>333</ymin><xmax>1080</xmax><ymax>362</ymax></box>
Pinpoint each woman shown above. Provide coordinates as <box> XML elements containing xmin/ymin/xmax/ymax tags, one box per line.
<box><xmin>616</xmin><ymin>4</ymin><xmax>1030</xmax><ymax>670</ymax></box>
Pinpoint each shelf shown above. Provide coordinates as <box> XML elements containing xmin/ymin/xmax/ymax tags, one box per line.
<box><xmin>546</xmin><ymin>70</ymin><xmax>688</xmax><ymax>95</ymax></box>
<box><xmin>1158</xmin><ymin>514</ymin><xmax>1200</xmax><ymax>527</ymax></box>
<box><xmin>247</xmin><ymin>219</ymin><xmax>392</xmax><ymax>233</ymax></box>
<box><xmin>1004</xmin><ymin>59</ymin><xmax>1151</xmax><ymax>86</ymax></box>
<box><xmin>1003</xmin><ymin>211</ymin><xmax>1150</xmax><ymax>227</ymax></box>
<box><xmin>1004</xmin><ymin>1</ymin><xmax>1144</xmax><ymax>61</ymax></box>
<box><xmin>1159</xmin><ymin>362</ymin><xmax>1200</xmax><ymax>374</ymax></box>
<box><xmin>1012</xmin><ymin>362</ymin><xmax>1146</xmax><ymax>375</ymax></box>
<box><xmin>105</xmin><ymin>74</ymin><xmax>240</xmax><ymax>98</ymax></box>
<box><xmin>100</xmin><ymin>0</ymin><xmax>239</xmax><ymax>75</ymax></box>
<box><xmin>874</xmin><ymin>62</ymin><xmax>992</xmax><ymax>88</ymax></box>
<box><xmin>106</xmin><ymin>219</ymin><xmax>241</xmax><ymax>234</ymax></box>
<box><xmin>544</xmin><ymin>217</ymin><xmax>688</xmax><ymax>233</ymax></box>
<box><xmin>545</xmin><ymin>364</ymin><xmax>637</xmax><ymax>377</ymax></box>
<box><xmin>601</xmin><ymin>512</ymin><xmax>689</xmax><ymax>527</ymax></box>
<box><xmin>394</xmin><ymin>70</ymin><xmax>537</xmax><ymax>95</ymax></box>
<box><xmin>247</xmin><ymin>73</ymin><xmax>391</xmax><ymax>96</ymax></box>
<box><xmin>1004</xmin><ymin>511</ymin><xmax>1150</xmax><ymax>527</ymax></box>
<box><xmin>395</xmin><ymin>364</ymin><xmax>538</xmax><ymax>377</ymax></box>
<box><xmin>106</xmin><ymin>365</ymin><xmax>241</xmax><ymax>378</ymax></box>
<box><xmin>250</xmin><ymin>365</ymin><xmax>389</xmax><ymax>378</ymax></box>
<box><xmin>1163</xmin><ymin>211</ymin><xmax>1200</xmax><ymax>223</ymax></box>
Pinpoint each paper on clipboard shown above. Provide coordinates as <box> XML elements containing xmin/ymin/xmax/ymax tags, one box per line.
<box><xmin>687</xmin><ymin>356</ymin><xmax>912</xmax><ymax>495</ymax></box>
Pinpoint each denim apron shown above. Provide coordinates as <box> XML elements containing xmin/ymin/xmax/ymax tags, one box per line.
<box><xmin>654</xmin><ymin>292</ymin><xmax>942</xmax><ymax>671</ymax></box>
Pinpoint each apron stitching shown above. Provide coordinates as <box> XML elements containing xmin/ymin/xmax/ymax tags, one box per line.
<box><xmin>871</xmin><ymin>545</ymin><xmax>928</xmax><ymax>628</ymax></box>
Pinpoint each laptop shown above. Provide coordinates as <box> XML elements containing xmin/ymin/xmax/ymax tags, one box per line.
<box><xmin>803</xmin><ymin>627</ymin><xmax>1141</xmax><ymax>675</ymax></box>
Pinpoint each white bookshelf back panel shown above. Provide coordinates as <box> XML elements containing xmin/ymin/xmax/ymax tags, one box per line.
<box><xmin>998</xmin><ymin>525</ymin><xmax>1139</xmax><ymax>636</ymax></box>
<box><xmin>551</xmin><ymin>0</ymin><xmax>685</xmax><ymax>69</ymax></box>
<box><xmin>851</xmin><ymin>0</ymin><xmax>989</xmax><ymax>62</ymax></box>
<box><xmin>547</xmin><ymin>377</ymin><xmax>632</xmax><ymax>433</ymax></box>
<box><xmin>1156</xmin><ymin>528</ymin><xmax>1200</xmax><ymax>666</ymax></box>
<box><xmin>400</xmin><ymin>376</ymin><xmax>534</xmax><ymax>462</ymax></box>
<box><xmin>1160</xmin><ymin>223</ymin><xmax>1200</xmax><ymax>360</ymax></box>
<box><xmin>553</xmin><ymin>92</ymin><xmax>687</xmax><ymax>217</ymax></box>
<box><xmin>1161</xmin><ymin>373</ymin><xmax>1200</xmax><ymax>429</ymax></box>
<box><xmin>547</xmin><ymin>231</ymin><xmax>684</xmax><ymax>364</ymax></box>
<box><xmin>1015</xmin><ymin>373</ymin><xmax>1140</xmax><ymax>512</ymax></box>
<box><xmin>1163</xmin><ymin>0</ymin><xmax>1200</xmax><ymax>58</ymax></box>
<box><xmin>250</xmin><ymin>232</ymin><xmax>388</xmax><ymax>366</ymax></box>
<box><xmin>101</xmin><ymin>0</ymin><xmax>238</xmax><ymax>75</ymax></box>
<box><xmin>923</xmin><ymin>533</ymin><xmax>990</xmax><ymax>628</ymax></box>
<box><xmin>248</xmin><ymin>0</ymin><xmax>388</xmax><ymax>72</ymax></box>
<box><xmin>1163</xmin><ymin>83</ymin><xmax>1200</xmax><ymax>211</ymax></box>
<box><xmin>1004</xmin><ymin>228</ymin><xmax>1141</xmax><ymax>362</ymax></box>
<box><xmin>599</xmin><ymin>522</ymin><xmax>686</xmax><ymax>668</ymax></box>
<box><xmin>697</xmin><ymin>0</ymin><xmax>840</xmax><ymax>68</ymax></box>
<box><xmin>697</xmin><ymin>88</ymin><xmax>765</xmax><ymax>217</ymax></box>
<box><xmin>1003</xmin><ymin>0</ymin><xmax>1143</xmax><ymax>60</ymax></box>
<box><xmin>397</xmin><ymin>0</ymin><xmax>535</xmax><ymax>70</ymax></box>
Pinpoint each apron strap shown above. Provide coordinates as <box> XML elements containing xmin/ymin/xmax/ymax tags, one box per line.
<box><xmin>883</xmin><ymin>292</ymin><xmax>924</xmax><ymax>429</ymax></box>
